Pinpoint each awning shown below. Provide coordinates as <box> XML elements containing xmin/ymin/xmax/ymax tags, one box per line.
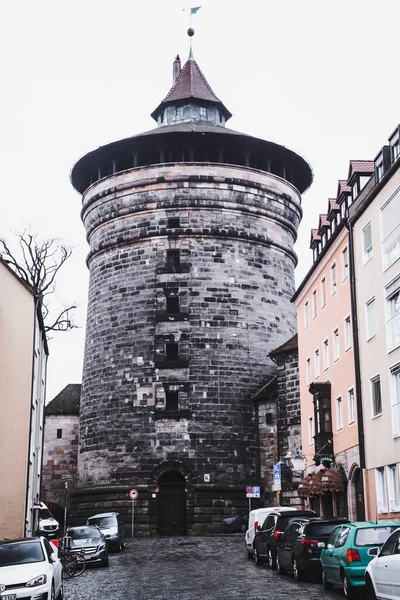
<box><xmin>321</xmin><ymin>468</ymin><xmax>345</xmax><ymax>493</ymax></box>
<box><xmin>297</xmin><ymin>473</ymin><xmax>313</xmax><ymax>498</ymax></box>
<box><xmin>309</xmin><ymin>469</ymin><xmax>326</xmax><ymax>497</ymax></box>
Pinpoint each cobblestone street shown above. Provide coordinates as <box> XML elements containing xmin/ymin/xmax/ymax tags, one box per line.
<box><xmin>64</xmin><ymin>535</ymin><xmax>343</xmax><ymax>600</ymax></box>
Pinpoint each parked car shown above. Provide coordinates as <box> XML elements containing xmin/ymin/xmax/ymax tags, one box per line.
<box><xmin>65</xmin><ymin>525</ymin><xmax>109</xmax><ymax>567</ymax></box>
<box><xmin>253</xmin><ymin>509</ymin><xmax>317</xmax><ymax>567</ymax></box>
<box><xmin>86</xmin><ymin>512</ymin><xmax>125</xmax><ymax>552</ymax></box>
<box><xmin>0</xmin><ymin>536</ymin><xmax>63</xmax><ymax>599</ymax></box>
<box><xmin>365</xmin><ymin>527</ymin><xmax>400</xmax><ymax>600</ymax></box>
<box><xmin>223</xmin><ymin>510</ymin><xmax>248</xmax><ymax>533</ymax></box>
<box><xmin>37</xmin><ymin>502</ymin><xmax>60</xmax><ymax>540</ymax></box>
<box><xmin>319</xmin><ymin>520</ymin><xmax>400</xmax><ymax>598</ymax></box>
<box><xmin>275</xmin><ymin>517</ymin><xmax>349</xmax><ymax>580</ymax></box>
<box><xmin>245</xmin><ymin>506</ymin><xmax>296</xmax><ymax>558</ymax></box>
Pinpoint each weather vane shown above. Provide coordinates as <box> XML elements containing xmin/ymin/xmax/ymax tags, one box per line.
<box><xmin>183</xmin><ymin>6</ymin><xmax>201</xmax><ymax>58</ymax></box>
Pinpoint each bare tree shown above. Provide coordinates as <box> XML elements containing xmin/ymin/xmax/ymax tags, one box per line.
<box><xmin>0</xmin><ymin>230</ymin><xmax>77</xmax><ymax>333</ymax></box>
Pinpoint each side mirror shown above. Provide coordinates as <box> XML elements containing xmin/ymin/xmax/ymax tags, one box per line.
<box><xmin>367</xmin><ymin>547</ymin><xmax>379</xmax><ymax>557</ymax></box>
<box><xmin>257</xmin><ymin>525</ymin><xmax>262</xmax><ymax>531</ymax></box>
<box><xmin>317</xmin><ymin>542</ymin><xmax>326</xmax><ymax>549</ymax></box>
<box><xmin>49</xmin><ymin>552</ymin><xmax>57</xmax><ymax>563</ymax></box>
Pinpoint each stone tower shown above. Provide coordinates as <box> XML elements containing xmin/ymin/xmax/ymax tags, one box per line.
<box><xmin>70</xmin><ymin>43</ymin><xmax>312</xmax><ymax>535</ymax></box>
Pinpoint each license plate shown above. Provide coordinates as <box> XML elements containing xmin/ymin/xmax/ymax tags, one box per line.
<box><xmin>2</xmin><ymin>595</ymin><xmax>17</xmax><ymax>600</ymax></box>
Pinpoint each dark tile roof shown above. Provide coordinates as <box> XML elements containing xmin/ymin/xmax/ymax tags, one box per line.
<box><xmin>319</xmin><ymin>214</ymin><xmax>330</xmax><ymax>229</ymax></box>
<box><xmin>45</xmin><ymin>384</ymin><xmax>81</xmax><ymax>415</ymax></box>
<box><xmin>348</xmin><ymin>160</ymin><xmax>374</xmax><ymax>179</ymax></box>
<box><xmin>338</xmin><ymin>179</ymin><xmax>351</xmax><ymax>195</ymax></box>
<box><xmin>269</xmin><ymin>334</ymin><xmax>298</xmax><ymax>357</ymax></box>
<box><xmin>310</xmin><ymin>228</ymin><xmax>321</xmax><ymax>245</ymax></box>
<box><xmin>328</xmin><ymin>198</ymin><xmax>340</xmax><ymax>212</ymax></box>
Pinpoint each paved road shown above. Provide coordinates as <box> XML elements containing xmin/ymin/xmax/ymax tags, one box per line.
<box><xmin>64</xmin><ymin>535</ymin><xmax>344</xmax><ymax>600</ymax></box>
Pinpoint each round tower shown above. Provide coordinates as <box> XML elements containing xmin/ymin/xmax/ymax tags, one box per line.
<box><xmin>71</xmin><ymin>44</ymin><xmax>312</xmax><ymax>535</ymax></box>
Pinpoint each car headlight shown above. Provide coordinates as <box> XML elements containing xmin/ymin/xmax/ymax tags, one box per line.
<box><xmin>98</xmin><ymin>542</ymin><xmax>106</xmax><ymax>551</ymax></box>
<box><xmin>26</xmin><ymin>574</ymin><xmax>47</xmax><ymax>587</ymax></box>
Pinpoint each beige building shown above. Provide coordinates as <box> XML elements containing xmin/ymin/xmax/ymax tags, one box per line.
<box><xmin>349</xmin><ymin>124</ymin><xmax>400</xmax><ymax>522</ymax></box>
<box><xmin>0</xmin><ymin>258</ymin><xmax>48</xmax><ymax>538</ymax></box>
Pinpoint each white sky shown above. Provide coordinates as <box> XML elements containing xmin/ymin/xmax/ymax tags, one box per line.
<box><xmin>1</xmin><ymin>0</ymin><xmax>399</xmax><ymax>402</ymax></box>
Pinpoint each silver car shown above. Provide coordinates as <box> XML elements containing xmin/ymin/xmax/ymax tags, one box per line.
<box><xmin>65</xmin><ymin>525</ymin><xmax>109</xmax><ymax>567</ymax></box>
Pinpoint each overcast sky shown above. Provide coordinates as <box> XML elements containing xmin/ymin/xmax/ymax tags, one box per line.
<box><xmin>1</xmin><ymin>0</ymin><xmax>399</xmax><ymax>402</ymax></box>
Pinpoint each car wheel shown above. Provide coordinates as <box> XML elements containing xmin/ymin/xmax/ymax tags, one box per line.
<box><xmin>268</xmin><ymin>549</ymin><xmax>276</xmax><ymax>570</ymax></box>
<box><xmin>102</xmin><ymin>555</ymin><xmax>109</xmax><ymax>568</ymax></box>
<box><xmin>343</xmin><ymin>574</ymin><xmax>355</xmax><ymax>598</ymax></box>
<box><xmin>253</xmin><ymin>548</ymin><xmax>263</xmax><ymax>567</ymax></box>
<box><xmin>247</xmin><ymin>548</ymin><xmax>253</xmax><ymax>559</ymax></box>
<box><xmin>365</xmin><ymin>574</ymin><xmax>377</xmax><ymax>600</ymax></box>
<box><xmin>57</xmin><ymin>581</ymin><xmax>63</xmax><ymax>600</ymax></box>
<box><xmin>322</xmin><ymin>570</ymin><xmax>333</xmax><ymax>590</ymax></box>
<box><xmin>115</xmin><ymin>540</ymin><xmax>122</xmax><ymax>553</ymax></box>
<box><xmin>276</xmin><ymin>554</ymin><xmax>285</xmax><ymax>575</ymax></box>
<box><xmin>292</xmin><ymin>558</ymin><xmax>304</xmax><ymax>581</ymax></box>
<box><xmin>121</xmin><ymin>540</ymin><xmax>125</xmax><ymax>551</ymax></box>
<box><xmin>51</xmin><ymin>583</ymin><xmax>56</xmax><ymax>600</ymax></box>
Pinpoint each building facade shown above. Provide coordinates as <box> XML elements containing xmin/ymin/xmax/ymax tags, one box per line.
<box><xmin>349</xmin><ymin>124</ymin><xmax>400</xmax><ymax>522</ymax></box>
<box><xmin>293</xmin><ymin>162</ymin><xmax>374</xmax><ymax>520</ymax></box>
<box><xmin>0</xmin><ymin>258</ymin><xmax>48</xmax><ymax>538</ymax></box>
<box><xmin>70</xmin><ymin>47</ymin><xmax>312</xmax><ymax>535</ymax></box>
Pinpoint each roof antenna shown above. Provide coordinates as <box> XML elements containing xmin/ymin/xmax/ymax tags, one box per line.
<box><xmin>185</xmin><ymin>6</ymin><xmax>201</xmax><ymax>59</ymax></box>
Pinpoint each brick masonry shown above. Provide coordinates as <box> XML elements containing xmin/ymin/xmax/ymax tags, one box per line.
<box><xmin>72</xmin><ymin>162</ymin><xmax>303</xmax><ymax>533</ymax></box>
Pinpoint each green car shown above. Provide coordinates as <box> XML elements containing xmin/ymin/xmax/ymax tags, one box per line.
<box><xmin>319</xmin><ymin>520</ymin><xmax>400</xmax><ymax>598</ymax></box>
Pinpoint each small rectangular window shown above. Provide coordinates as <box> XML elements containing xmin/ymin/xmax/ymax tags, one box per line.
<box><xmin>321</xmin><ymin>277</ymin><xmax>327</xmax><ymax>308</ymax></box>
<box><xmin>314</xmin><ymin>348</ymin><xmax>320</xmax><ymax>379</ymax></box>
<box><xmin>304</xmin><ymin>301</ymin><xmax>309</xmax><ymax>329</ymax></box>
<box><xmin>371</xmin><ymin>375</ymin><xmax>382</xmax><ymax>417</ymax></box>
<box><xmin>199</xmin><ymin>107</ymin><xmax>207</xmax><ymax>118</ymax></box>
<box><xmin>166</xmin><ymin>296</ymin><xmax>180</xmax><ymax>313</ymax></box>
<box><xmin>336</xmin><ymin>396</ymin><xmax>343</xmax><ymax>430</ymax></box>
<box><xmin>344</xmin><ymin>315</ymin><xmax>352</xmax><ymax>350</ymax></box>
<box><xmin>167</xmin><ymin>217</ymin><xmax>180</xmax><ymax>228</ymax></box>
<box><xmin>165</xmin><ymin>391</ymin><xmax>179</xmax><ymax>411</ymax></box>
<box><xmin>166</xmin><ymin>250</ymin><xmax>180</xmax><ymax>271</ymax></box>
<box><xmin>375</xmin><ymin>467</ymin><xmax>388</xmax><ymax>513</ymax></box>
<box><xmin>381</xmin><ymin>187</ymin><xmax>400</xmax><ymax>269</ymax></box>
<box><xmin>348</xmin><ymin>388</ymin><xmax>355</xmax><ymax>424</ymax></box>
<box><xmin>365</xmin><ymin>297</ymin><xmax>377</xmax><ymax>340</ymax></box>
<box><xmin>312</xmin><ymin>290</ymin><xmax>317</xmax><ymax>319</ymax></box>
<box><xmin>333</xmin><ymin>328</ymin><xmax>340</xmax><ymax>361</ymax></box>
<box><xmin>387</xmin><ymin>464</ymin><xmax>400</xmax><ymax>512</ymax></box>
<box><xmin>386</xmin><ymin>290</ymin><xmax>400</xmax><ymax>351</ymax></box>
<box><xmin>390</xmin><ymin>365</ymin><xmax>400</xmax><ymax>437</ymax></box>
<box><xmin>342</xmin><ymin>246</ymin><xmax>349</xmax><ymax>281</ymax></box>
<box><xmin>306</xmin><ymin>357</ymin><xmax>311</xmax><ymax>385</ymax></box>
<box><xmin>308</xmin><ymin>416</ymin><xmax>314</xmax><ymax>446</ymax></box>
<box><xmin>323</xmin><ymin>339</ymin><xmax>329</xmax><ymax>371</ymax></box>
<box><xmin>331</xmin><ymin>263</ymin><xmax>337</xmax><ymax>295</ymax></box>
<box><xmin>166</xmin><ymin>342</ymin><xmax>179</xmax><ymax>361</ymax></box>
<box><xmin>266</xmin><ymin>413</ymin><xmax>273</xmax><ymax>425</ymax></box>
<box><xmin>57</xmin><ymin>429</ymin><xmax>62</xmax><ymax>439</ymax></box>
<box><xmin>362</xmin><ymin>221</ymin><xmax>373</xmax><ymax>264</ymax></box>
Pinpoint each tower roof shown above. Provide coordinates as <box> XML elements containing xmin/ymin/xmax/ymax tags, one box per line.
<box><xmin>151</xmin><ymin>58</ymin><xmax>232</xmax><ymax>122</ymax></box>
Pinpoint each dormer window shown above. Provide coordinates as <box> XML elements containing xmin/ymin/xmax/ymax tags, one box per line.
<box><xmin>331</xmin><ymin>220</ymin><xmax>336</xmax><ymax>234</ymax></box>
<box><xmin>176</xmin><ymin>106</ymin><xmax>183</xmax><ymax>119</ymax></box>
<box><xmin>341</xmin><ymin>201</ymin><xmax>347</xmax><ymax>218</ymax></box>
<box><xmin>376</xmin><ymin>158</ymin><xmax>384</xmax><ymax>182</ymax></box>
<box><xmin>352</xmin><ymin>180</ymin><xmax>359</xmax><ymax>200</ymax></box>
<box><xmin>327</xmin><ymin>228</ymin><xmax>331</xmax><ymax>240</ymax></box>
<box><xmin>199</xmin><ymin>107</ymin><xmax>207</xmax><ymax>118</ymax></box>
<box><xmin>160</xmin><ymin>111</ymin><xmax>164</xmax><ymax>124</ymax></box>
<box><xmin>322</xmin><ymin>233</ymin><xmax>326</xmax><ymax>248</ymax></box>
<box><xmin>392</xmin><ymin>138</ymin><xmax>400</xmax><ymax>162</ymax></box>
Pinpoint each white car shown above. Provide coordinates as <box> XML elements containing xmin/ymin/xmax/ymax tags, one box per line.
<box><xmin>245</xmin><ymin>506</ymin><xmax>296</xmax><ymax>557</ymax></box>
<box><xmin>0</xmin><ymin>537</ymin><xmax>63</xmax><ymax>600</ymax></box>
<box><xmin>365</xmin><ymin>527</ymin><xmax>400</xmax><ymax>599</ymax></box>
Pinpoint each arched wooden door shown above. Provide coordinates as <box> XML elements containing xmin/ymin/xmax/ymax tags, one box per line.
<box><xmin>158</xmin><ymin>471</ymin><xmax>187</xmax><ymax>536</ymax></box>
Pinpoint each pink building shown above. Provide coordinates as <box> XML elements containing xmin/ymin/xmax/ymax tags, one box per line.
<box><xmin>293</xmin><ymin>162</ymin><xmax>374</xmax><ymax>520</ymax></box>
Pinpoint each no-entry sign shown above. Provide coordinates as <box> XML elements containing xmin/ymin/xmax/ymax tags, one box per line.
<box><xmin>129</xmin><ymin>489</ymin><xmax>139</xmax><ymax>500</ymax></box>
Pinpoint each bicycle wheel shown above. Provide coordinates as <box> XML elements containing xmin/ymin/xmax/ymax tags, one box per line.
<box><xmin>73</xmin><ymin>553</ymin><xmax>86</xmax><ymax>577</ymax></box>
<box><xmin>62</xmin><ymin>555</ymin><xmax>77</xmax><ymax>578</ymax></box>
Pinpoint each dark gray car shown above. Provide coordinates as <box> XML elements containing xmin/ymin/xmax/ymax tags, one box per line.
<box><xmin>65</xmin><ymin>525</ymin><xmax>109</xmax><ymax>567</ymax></box>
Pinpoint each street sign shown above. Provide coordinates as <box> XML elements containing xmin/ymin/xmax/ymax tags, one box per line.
<box><xmin>273</xmin><ymin>463</ymin><xmax>281</xmax><ymax>491</ymax></box>
<box><xmin>129</xmin><ymin>489</ymin><xmax>139</xmax><ymax>500</ymax></box>
<box><xmin>246</xmin><ymin>485</ymin><xmax>260</xmax><ymax>498</ymax></box>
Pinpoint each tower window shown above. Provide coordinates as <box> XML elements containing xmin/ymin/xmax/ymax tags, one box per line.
<box><xmin>266</xmin><ymin>413</ymin><xmax>273</xmax><ymax>425</ymax></box>
<box><xmin>199</xmin><ymin>107</ymin><xmax>207</xmax><ymax>118</ymax></box>
<box><xmin>176</xmin><ymin>107</ymin><xmax>183</xmax><ymax>118</ymax></box>
<box><xmin>166</xmin><ymin>250</ymin><xmax>180</xmax><ymax>271</ymax></box>
<box><xmin>57</xmin><ymin>429</ymin><xmax>62</xmax><ymax>439</ymax></box>
<box><xmin>167</xmin><ymin>217</ymin><xmax>180</xmax><ymax>228</ymax></box>
<box><xmin>166</xmin><ymin>342</ymin><xmax>179</xmax><ymax>361</ymax></box>
<box><xmin>165</xmin><ymin>391</ymin><xmax>179</xmax><ymax>411</ymax></box>
<box><xmin>166</xmin><ymin>296</ymin><xmax>180</xmax><ymax>313</ymax></box>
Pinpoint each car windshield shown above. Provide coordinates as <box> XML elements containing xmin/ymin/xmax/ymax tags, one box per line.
<box><xmin>68</xmin><ymin>527</ymin><xmax>100</xmax><ymax>540</ymax></box>
<box><xmin>0</xmin><ymin>541</ymin><xmax>45</xmax><ymax>566</ymax></box>
<box><xmin>306</xmin><ymin>523</ymin><xmax>343</xmax><ymax>538</ymax></box>
<box><xmin>355</xmin><ymin>527</ymin><xmax>398</xmax><ymax>546</ymax></box>
<box><xmin>87</xmin><ymin>516</ymin><xmax>116</xmax><ymax>528</ymax></box>
<box><xmin>279</xmin><ymin>516</ymin><xmax>299</xmax><ymax>530</ymax></box>
<box><xmin>40</xmin><ymin>509</ymin><xmax>52</xmax><ymax>519</ymax></box>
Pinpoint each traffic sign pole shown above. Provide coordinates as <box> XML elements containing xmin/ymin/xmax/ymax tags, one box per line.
<box><xmin>131</xmin><ymin>499</ymin><xmax>135</xmax><ymax>538</ymax></box>
<box><xmin>128</xmin><ymin>489</ymin><xmax>139</xmax><ymax>538</ymax></box>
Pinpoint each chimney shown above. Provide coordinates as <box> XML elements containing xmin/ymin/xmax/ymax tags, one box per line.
<box><xmin>173</xmin><ymin>55</ymin><xmax>181</xmax><ymax>84</ymax></box>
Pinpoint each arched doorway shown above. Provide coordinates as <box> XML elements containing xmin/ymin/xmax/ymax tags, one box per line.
<box><xmin>158</xmin><ymin>471</ymin><xmax>187</xmax><ymax>536</ymax></box>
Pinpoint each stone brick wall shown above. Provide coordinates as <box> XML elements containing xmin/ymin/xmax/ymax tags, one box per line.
<box><xmin>75</xmin><ymin>162</ymin><xmax>302</xmax><ymax>533</ymax></box>
<box><xmin>41</xmin><ymin>415</ymin><xmax>79</xmax><ymax>507</ymax></box>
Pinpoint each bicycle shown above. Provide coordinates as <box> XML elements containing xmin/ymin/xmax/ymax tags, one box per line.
<box><xmin>59</xmin><ymin>539</ymin><xmax>86</xmax><ymax>578</ymax></box>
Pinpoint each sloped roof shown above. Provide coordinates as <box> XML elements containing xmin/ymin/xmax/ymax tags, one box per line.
<box><xmin>45</xmin><ymin>384</ymin><xmax>81</xmax><ymax>415</ymax></box>
<box><xmin>348</xmin><ymin>160</ymin><xmax>374</xmax><ymax>179</ymax></box>
<box><xmin>337</xmin><ymin>179</ymin><xmax>351</xmax><ymax>196</ymax></box>
<box><xmin>151</xmin><ymin>58</ymin><xmax>232</xmax><ymax>121</ymax></box>
<box><xmin>269</xmin><ymin>334</ymin><xmax>298</xmax><ymax>357</ymax></box>
<box><xmin>328</xmin><ymin>197</ymin><xmax>339</xmax><ymax>213</ymax></box>
<box><xmin>318</xmin><ymin>214</ymin><xmax>330</xmax><ymax>229</ymax></box>
<box><xmin>310</xmin><ymin>228</ymin><xmax>321</xmax><ymax>247</ymax></box>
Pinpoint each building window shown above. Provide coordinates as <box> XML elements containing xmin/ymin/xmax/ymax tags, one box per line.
<box><xmin>166</xmin><ymin>342</ymin><xmax>179</xmax><ymax>361</ymax></box>
<box><xmin>366</xmin><ymin>297</ymin><xmax>377</xmax><ymax>340</ymax></box>
<box><xmin>381</xmin><ymin>187</ymin><xmax>400</xmax><ymax>269</ymax></box>
<box><xmin>348</xmin><ymin>387</ymin><xmax>355</xmax><ymax>424</ymax></box>
<box><xmin>370</xmin><ymin>375</ymin><xmax>382</xmax><ymax>417</ymax></box>
<box><xmin>386</xmin><ymin>290</ymin><xmax>400</xmax><ymax>351</ymax></box>
<box><xmin>57</xmin><ymin>429</ymin><xmax>62</xmax><ymax>439</ymax></box>
<box><xmin>331</xmin><ymin>262</ymin><xmax>337</xmax><ymax>295</ymax></box>
<box><xmin>323</xmin><ymin>338</ymin><xmax>329</xmax><ymax>371</ymax></box>
<box><xmin>266</xmin><ymin>412</ymin><xmax>274</xmax><ymax>425</ymax></box>
<box><xmin>336</xmin><ymin>396</ymin><xmax>343</xmax><ymax>430</ymax></box>
<box><xmin>322</xmin><ymin>233</ymin><xmax>326</xmax><ymax>248</ymax></box>
<box><xmin>314</xmin><ymin>348</ymin><xmax>320</xmax><ymax>379</ymax></box>
<box><xmin>199</xmin><ymin>106</ymin><xmax>207</xmax><ymax>118</ymax></box>
<box><xmin>344</xmin><ymin>315</ymin><xmax>352</xmax><ymax>350</ymax></box>
<box><xmin>306</xmin><ymin>357</ymin><xmax>311</xmax><ymax>385</ymax></box>
<box><xmin>312</xmin><ymin>289</ymin><xmax>317</xmax><ymax>319</ymax></box>
<box><xmin>342</xmin><ymin>246</ymin><xmax>349</xmax><ymax>281</ymax></box>
<box><xmin>390</xmin><ymin>364</ymin><xmax>400</xmax><ymax>437</ymax></box>
<box><xmin>333</xmin><ymin>328</ymin><xmax>340</xmax><ymax>361</ymax></box>
<box><xmin>308</xmin><ymin>416</ymin><xmax>314</xmax><ymax>446</ymax></box>
<box><xmin>166</xmin><ymin>296</ymin><xmax>180</xmax><ymax>314</ymax></box>
<box><xmin>165</xmin><ymin>390</ymin><xmax>179</xmax><ymax>411</ymax></box>
<box><xmin>341</xmin><ymin>201</ymin><xmax>347</xmax><ymax>219</ymax></box>
<box><xmin>321</xmin><ymin>277</ymin><xmax>326</xmax><ymax>308</ymax></box>
<box><xmin>376</xmin><ymin>467</ymin><xmax>388</xmax><ymax>513</ymax></box>
<box><xmin>391</xmin><ymin>134</ymin><xmax>400</xmax><ymax>162</ymax></box>
<box><xmin>167</xmin><ymin>217</ymin><xmax>180</xmax><ymax>228</ymax></box>
<box><xmin>362</xmin><ymin>221</ymin><xmax>373</xmax><ymax>264</ymax></box>
<box><xmin>304</xmin><ymin>301</ymin><xmax>309</xmax><ymax>329</ymax></box>
<box><xmin>376</xmin><ymin>159</ymin><xmax>384</xmax><ymax>182</ymax></box>
<box><xmin>166</xmin><ymin>250</ymin><xmax>180</xmax><ymax>271</ymax></box>
<box><xmin>176</xmin><ymin>106</ymin><xmax>183</xmax><ymax>118</ymax></box>
<box><xmin>387</xmin><ymin>464</ymin><xmax>400</xmax><ymax>512</ymax></box>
